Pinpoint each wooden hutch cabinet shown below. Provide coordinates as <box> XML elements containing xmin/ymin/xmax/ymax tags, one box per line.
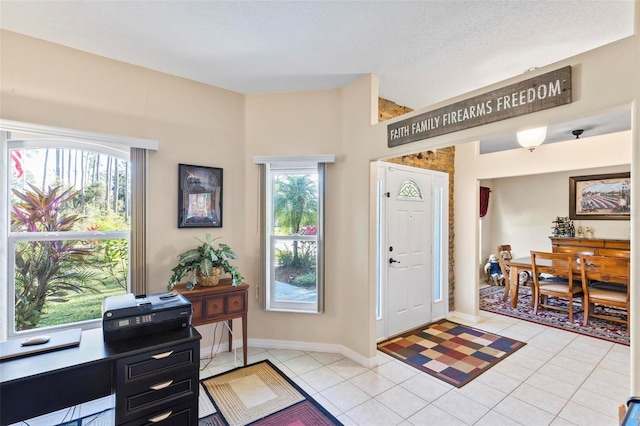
<box><xmin>549</xmin><ymin>237</ymin><xmax>630</xmax><ymax>254</ymax></box>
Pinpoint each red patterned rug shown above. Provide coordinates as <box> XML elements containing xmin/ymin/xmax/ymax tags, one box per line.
<box><xmin>377</xmin><ymin>319</ymin><xmax>525</xmax><ymax>388</ymax></box>
<box><xmin>198</xmin><ymin>360</ymin><xmax>341</xmax><ymax>426</ymax></box>
<box><xmin>480</xmin><ymin>285</ymin><xmax>629</xmax><ymax>346</ymax></box>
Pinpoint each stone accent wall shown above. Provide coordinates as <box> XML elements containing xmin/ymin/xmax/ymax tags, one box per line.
<box><xmin>379</xmin><ymin>98</ymin><xmax>456</xmax><ymax>311</ymax></box>
<box><xmin>378</xmin><ymin>98</ymin><xmax>414</xmax><ymax>122</ymax></box>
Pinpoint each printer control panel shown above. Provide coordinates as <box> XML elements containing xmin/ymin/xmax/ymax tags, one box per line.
<box><xmin>117</xmin><ymin>314</ymin><xmax>153</xmax><ymax>329</ymax></box>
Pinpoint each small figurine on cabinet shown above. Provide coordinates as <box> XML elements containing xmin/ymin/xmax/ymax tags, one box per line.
<box><xmin>484</xmin><ymin>254</ymin><xmax>504</xmax><ymax>286</ymax></box>
<box><xmin>577</xmin><ymin>226</ymin><xmax>584</xmax><ymax>238</ymax></box>
<box><xmin>585</xmin><ymin>227</ymin><xmax>594</xmax><ymax>239</ymax></box>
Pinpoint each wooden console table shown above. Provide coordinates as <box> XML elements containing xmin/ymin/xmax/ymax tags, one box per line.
<box><xmin>175</xmin><ymin>279</ymin><xmax>249</xmax><ymax>366</ymax></box>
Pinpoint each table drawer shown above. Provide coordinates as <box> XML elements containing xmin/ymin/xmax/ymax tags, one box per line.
<box><xmin>117</xmin><ymin>370</ymin><xmax>198</xmax><ymax>424</ymax></box>
<box><xmin>118</xmin><ymin>341</ymin><xmax>198</xmax><ymax>385</ymax></box>
<box><xmin>190</xmin><ymin>298</ymin><xmax>205</xmax><ymax>322</ymax></box>
<box><xmin>227</xmin><ymin>294</ymin><xmax>245</xmax><ymax>314</ymax></box>
<box><xmin>568</xmin><ymin>239</ymin><xmax>601</xmax><ymax>248</ymax></box>
<box><xmin>122</xmin><ymin>399</ymin><xmax>198</xmax><ymax>426</ymax></box>
<box><xmin>205</xmin><ymin>296</ymin><xmax>225</xmax><ymax>316</ymax></box>
<box><xmin>604</xmin><ymin>241</ymin><xmax>631</xmax><ymax>249</ymax></box>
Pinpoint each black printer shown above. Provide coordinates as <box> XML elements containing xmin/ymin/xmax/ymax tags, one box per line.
<box><xmin>102</xmin><ymin>291</ymin><xmax>192</xmax><ymax>342</ymax></box>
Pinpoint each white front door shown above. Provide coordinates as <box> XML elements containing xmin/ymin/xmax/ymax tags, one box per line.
<box><xmin>378</xmin><ymin>162</ymin><xmax>449</xmax><ymax>339</ymax></box>
<box><xmin>386</xmin><ymin>166</ymin><xmax>433</xmax><ymax>336</ymax></box>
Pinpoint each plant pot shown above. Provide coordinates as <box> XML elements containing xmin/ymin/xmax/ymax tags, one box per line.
<box><xmin>197</xmin><ymin>267</ymin><xmax>223</xmax><ymax>287</ymax></box>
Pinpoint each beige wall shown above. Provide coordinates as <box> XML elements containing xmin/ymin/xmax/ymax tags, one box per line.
<box><xmin>244</xmin><ymin>77</ymin><xmax>381</xmax><ymax>360</ymax></box>
<box><xmin>244</xmin><ymin>89</ymin><xmax>347</xmax><ymax>349</ymax></box>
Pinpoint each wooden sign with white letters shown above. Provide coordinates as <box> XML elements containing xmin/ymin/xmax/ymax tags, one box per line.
<box><xmin>388</xmin><ymin>66</ymin><xmax>572</xmax><ymax>147</ymax></box>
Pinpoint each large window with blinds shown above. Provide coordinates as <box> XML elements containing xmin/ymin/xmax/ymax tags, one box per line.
<box><xmin>1</xmin><ymin>121</ymin><xmax>156</xmax><ymax>339</ymax></box>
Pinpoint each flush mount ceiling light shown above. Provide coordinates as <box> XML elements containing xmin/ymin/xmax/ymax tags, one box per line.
<box><xmin>517</xmin><ymin>126</ymin><xmax>547</xmax><ymax>152</ymax></box>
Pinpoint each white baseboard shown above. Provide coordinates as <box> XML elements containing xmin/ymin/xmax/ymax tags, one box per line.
<box><xmin>248</xmin><ymin>338</ymin><xmax>378</xmax><ymax>368</ymax></box>
<box><xmin>199</xmin><ymin>337</ymin><xmax>378</xmax><ymax>368</ymax></box>
<box><xmin>448</xmin><ymin>310</ymin><xmax>483</xmax><ymax>324</ymax></box>
<box><xmin>198</xmin><ymin>338</ymin><xmax>239</xmax><ymax>358</ymax></box>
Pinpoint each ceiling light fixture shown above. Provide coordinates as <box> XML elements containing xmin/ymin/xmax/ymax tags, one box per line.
<box><xmin>517</xmin><ymin>127</ymin><xmax>547</xmax><ymax>152</ymax></box>
<box><xmin>572</xmin><ymin>129</ymin><xmax>584</xmax><ymax>139</ymax></box>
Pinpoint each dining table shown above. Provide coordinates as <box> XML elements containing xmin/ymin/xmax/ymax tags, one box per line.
<box><xmin>502</xmin><ymin>255</ymin><xmax>584</xmax><ymax>309</ymax></box>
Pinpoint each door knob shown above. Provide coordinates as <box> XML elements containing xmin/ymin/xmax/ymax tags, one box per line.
<box><xmin>389</xmin><ymin>258</ymin><xmax>400</xmax><ymax>264</ymax></box>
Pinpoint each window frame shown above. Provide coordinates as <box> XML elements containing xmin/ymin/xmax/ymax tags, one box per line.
<box><xmin>253</xmin><ymin>155</ymin><xmax>334</xmax><ymax>314</ymax></box>
<box><xmin>1</xmin><ymin>119</ymin><xmax>157</xmax><ymax>340</ymax></box>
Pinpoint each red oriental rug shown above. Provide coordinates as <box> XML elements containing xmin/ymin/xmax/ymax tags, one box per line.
<box><xmin>198</xmin><ymin>360</ymin><xmax>341</xmax><ymax>426</ymax></box>
<box><xmin>377</xmin><ymin>319</ymin><xmax>525</xmax><ymax>388</ymax></box>
<box><xmin>480</xmin><ymin>285</ymin><xmax>629</xmax><ymax>346</ymax></box>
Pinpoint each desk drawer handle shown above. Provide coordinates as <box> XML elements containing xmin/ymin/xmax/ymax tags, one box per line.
<box><xmin>150</xmin><ymin>379</ymin><xmax>173</xmax><ymax>390</ymax></box>
<box><xmin>151</xmin><ymin>350</ymin><xmax>174</xmax><ymax>359</ymax></box>
<box><xmin>148</xmin><ymin>410</ymin><xmax>172</xmax><ymax>423</ymax></box>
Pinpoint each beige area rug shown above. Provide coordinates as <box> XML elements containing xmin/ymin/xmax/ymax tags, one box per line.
<box><xmin>199</xmin><ymin>360</ymin><xmax>341</xmax><ymax>426</ymax></box>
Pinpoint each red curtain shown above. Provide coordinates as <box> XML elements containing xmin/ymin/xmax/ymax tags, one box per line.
<box><xmin>480</xmin><ymin>186</ymin><xmax>491</xmax><ymax>218</ymax></box>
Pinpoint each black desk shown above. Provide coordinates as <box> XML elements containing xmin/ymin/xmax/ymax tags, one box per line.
<box><xmin>0</xmin><ymin>327</ymin><xmax>201</xmax><ymax>425</ymax></box>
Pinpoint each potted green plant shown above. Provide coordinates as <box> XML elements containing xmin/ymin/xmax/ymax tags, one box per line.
<box><xmin>168</xmin><ymin>234</ymin><xmax>243</xmax><ymax>290</ymax></box>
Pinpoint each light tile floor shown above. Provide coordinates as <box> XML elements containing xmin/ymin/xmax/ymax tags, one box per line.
<box><xmin>201</xmin><ymin>311</ymin><xmax>630</xmax><ymax>426</ymax></box>
<box><xmin>14</xmin><ymin>311</ymin><xmax>630</xmax><ymax>425</ymax></box>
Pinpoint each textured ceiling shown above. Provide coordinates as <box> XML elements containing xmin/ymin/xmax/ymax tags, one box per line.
<box><xmin>0</xmin><ymin>1</ymin><xmax>635</xmax><ymax>150</ymax></box>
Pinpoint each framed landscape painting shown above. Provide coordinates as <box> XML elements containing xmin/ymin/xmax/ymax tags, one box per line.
<box><xmin>178</xmin><ymin>164</ymin><xmax>223</xmax><ymax>228</ymax></box>
<box><xmin>569</xmin><ymin>172</ymin><xmax>630</xmax><ymax>220</ymax></box>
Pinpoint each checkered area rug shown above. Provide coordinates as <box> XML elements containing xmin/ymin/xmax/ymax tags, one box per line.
<box><xmin>377</xmin><ymin>320</ymin><xmax>525</xmax><ymax>387</ymax></box>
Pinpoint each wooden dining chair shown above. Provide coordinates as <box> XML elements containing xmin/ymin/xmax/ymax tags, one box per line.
<box><xmin>498</xmin><ymin>245</ymin><xmax>513</xmax><ymax>301</ymax></box>
<box><xmin>499</xmin><ymin>245</ymin><xmax>535</xmax><ymax>305</ymax></box>
<box><xmin>497</xmin><ymin>244</ymin><xmax>513</xmax><ymax>263</ymax></box>
<box><xmin>579</xmin><ymin>254</ymin><xmax>630</xmax><ymax>327</ymax></box>
<box><xmin>530</xmin><ymin>251</ymin><xmax>583</xmax><ymax>322</ymax></box>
